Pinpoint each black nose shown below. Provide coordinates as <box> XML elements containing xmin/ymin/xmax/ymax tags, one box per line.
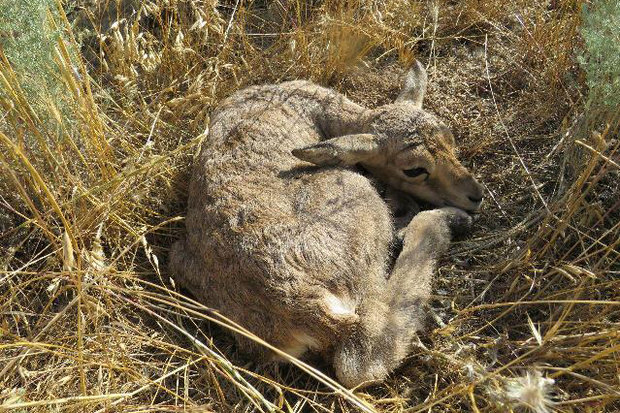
<box><xmin>468</xmin><ymin>195</ymin><xmax>483</xmax><ymax>203</ymax></box>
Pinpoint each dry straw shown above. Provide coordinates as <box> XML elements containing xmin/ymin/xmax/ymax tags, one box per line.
<box><xmin>1</xmin><ymin>0</ymin><xmax>618</xmax><ymax>412</ymax></box>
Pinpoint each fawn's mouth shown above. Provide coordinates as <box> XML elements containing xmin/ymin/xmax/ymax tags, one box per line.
<box><xmin>441</xmin><ymin>198</ymin><xmax>481</xmax><ymax>215</ymax></box>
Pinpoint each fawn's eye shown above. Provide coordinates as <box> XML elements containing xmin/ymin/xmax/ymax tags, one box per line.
<box><xmin>403</xmin><ymin>167</ymin><xmax>428</xmax><ymax>178</ymax></box>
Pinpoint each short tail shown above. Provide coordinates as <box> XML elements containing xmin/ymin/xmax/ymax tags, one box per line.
<box><xmin>169</xmin><ymin>238</ymin><xmax>204</xmax><ymax>293</ymax></box>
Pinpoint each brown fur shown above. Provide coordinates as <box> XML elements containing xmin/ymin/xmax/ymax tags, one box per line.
<box><xmin>170</xmin><ymin>61</ymin><xmax>483</xmax><ymax>387</ymax></box>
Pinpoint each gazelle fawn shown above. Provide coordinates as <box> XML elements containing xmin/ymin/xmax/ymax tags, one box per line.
<box><xmin>170</xmin><ymin>61</ymin><xmax>484</xmax><ymax>387</ymax></box>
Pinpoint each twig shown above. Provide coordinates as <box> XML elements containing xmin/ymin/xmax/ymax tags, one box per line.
<box><xmin>223</xmin><ymin>0</ymin><xmax>241</xmax><ymax>44</ymax></box>
<box><xmin>482</xmin><ymin>35</ymin><xmax>549</xmax><ymax>212</ymax></box>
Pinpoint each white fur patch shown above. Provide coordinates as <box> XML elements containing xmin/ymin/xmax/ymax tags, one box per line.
<box><xmin>280</xmin><ymin>332</ymin><xmax>320</xmax><ymax>359</ymax></box>
<box><xmin>324</xmin><ymin>292</ymin><xmax>356</xmax><ymax>316</ymax></box>
<box><xmin>293</xmin><ymin>331</ymin><xmax>320</xmax><ymax>350</ymax></box>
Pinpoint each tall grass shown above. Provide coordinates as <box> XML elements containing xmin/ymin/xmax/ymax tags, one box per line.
<box><xmin>1</xmin><ymin>0</ymin><xmax>618</xmax><ymax>412</ymax></box>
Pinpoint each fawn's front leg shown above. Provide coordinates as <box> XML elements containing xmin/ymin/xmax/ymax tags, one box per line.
<box><xmin>333</xmin><ymin>207</ymin><xmax>472</xmax><ymax>388</ymax></box>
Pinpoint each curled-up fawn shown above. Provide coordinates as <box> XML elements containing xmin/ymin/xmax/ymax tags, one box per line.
<box><xmin>170</xmin><ymin>61</ymin><xmax>484</xmax><ymax>387</ymax></box>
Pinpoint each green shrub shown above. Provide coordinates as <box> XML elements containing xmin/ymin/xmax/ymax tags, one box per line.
<box><xmin>579</xmin><ymin>0</ymin><xmax>620</xmax><ymax>108</ymax></box>
<box><xmin>0</xmin><ymin>0</ymin><xmax>72</xmax><ymax>120</ymax></box>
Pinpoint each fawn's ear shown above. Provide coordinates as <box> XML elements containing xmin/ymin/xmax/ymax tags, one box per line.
<box><xmin>292</xmin><ymin>133</ymin><xmax>380</xmax><ymax>166</ymax></box>
<box><xmin>395</xmin><ymin>60</ymin><xmax>427</xmax><ymax>109</ymax></box>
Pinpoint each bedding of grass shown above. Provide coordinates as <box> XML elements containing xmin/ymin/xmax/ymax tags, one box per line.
<box><xmin>1</xmin><ymin>1</ymin><xmax>618</xmax><ymax>411</ymax></box>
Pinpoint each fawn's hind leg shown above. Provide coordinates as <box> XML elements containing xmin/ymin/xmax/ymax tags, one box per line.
<box><xmin>333</xmin><ymin>207</ymin><xmax>472</xmax><ymax>387</ymax></box>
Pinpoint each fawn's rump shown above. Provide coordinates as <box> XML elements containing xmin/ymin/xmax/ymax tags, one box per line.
<box><xmin>171</xmin><ymin>166</ymin><xmax>392</xmax><ymax>357</ymax></box>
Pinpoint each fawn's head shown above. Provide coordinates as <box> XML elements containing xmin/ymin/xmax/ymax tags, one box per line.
<box><xmin>293</xmin><ymin>60</ymin><xmax>484</xmax><ymax>212</ymax></box>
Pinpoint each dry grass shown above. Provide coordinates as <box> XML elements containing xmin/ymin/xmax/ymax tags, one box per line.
<box><xmin>1</xmin><ymin>0</ymin><xmax>618</xmax><ymax>412</ymax></box>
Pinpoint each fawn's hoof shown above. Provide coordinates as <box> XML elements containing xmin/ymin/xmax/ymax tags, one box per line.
<box><xmin>441</xmin><ymin>207</ymin><xmax>473</xmax><ymax>236</ymax></box>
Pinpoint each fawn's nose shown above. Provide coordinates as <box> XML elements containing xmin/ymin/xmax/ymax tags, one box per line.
<box><xmin>463</xmin><ymin>177</ymin><xmax>484</xmax><ymax>210</ymax></box>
